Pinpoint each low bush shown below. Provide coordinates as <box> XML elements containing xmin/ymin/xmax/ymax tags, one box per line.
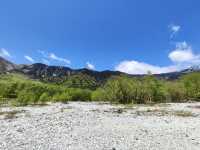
<box><xmin>69</xmin><ymin>89</ymin><xmax>92</xmax><ymax>101</ymax></box>
<box><xmin>91</xmin><ymin>89</ymin><xmax>106</xmax><ymax>101</ymax></box>
<box><xmin>39</xmin><ymin>92</ymin><xmax>51</xmax><ymax>103</ymax></box>
<box><xmin>16</xmin><ymin>90</ymin><xmax>37</xmax><ymax>106</ymax></box>
<box><xmin>52</xmin><ymin>92</ymin><xmax>71</xmax><ymax>103</ymax></box>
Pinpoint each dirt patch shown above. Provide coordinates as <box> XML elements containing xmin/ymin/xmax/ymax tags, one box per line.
<box><xmin>188</xmin><ymin>105</ymin><xmax>200</xmax><ymax>109</ymax></box>
<box><xmin>173</xmin><ymin>110</ymin><xmax>196</xmax><ymax>117</ymax></box>
<box><xmin>0</xmin><ymin>110</ymin><xmax>26</xmax><ymax>119</ymax></box>
<box><xmin>134</xmin><ymin>109</ymin><xmax>196</xmax><ymax>117</ymax></box>
<box><xmin>60</xmin><ymin>106</ymin><xmax>73</xmax><ymax>113</ymax></box>
<box><xmin>112</xmin><ymin>108</ymin><xmax>125</xmax><ymax>114</ymax></box>
<box><xmin>105</xmin><ymin>108</ymin><xmax>126</xmax><ymax>114</ymax></box>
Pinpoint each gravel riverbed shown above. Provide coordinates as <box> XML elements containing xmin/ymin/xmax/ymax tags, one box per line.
<box><xmin>0</xmin><ymin>102</ymin><xmax>200</xmax><ymax>150</ymax></box>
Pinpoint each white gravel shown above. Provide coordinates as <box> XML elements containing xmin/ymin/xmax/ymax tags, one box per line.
<box><xmin>0</xmin><ymin>102</ymin><xmax>200</xmax><ymax>150</ymax></box>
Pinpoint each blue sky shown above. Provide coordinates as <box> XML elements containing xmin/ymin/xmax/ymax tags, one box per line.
<box><xmin>0</xmin><ymin>0</ymin><xmax>200</xmax><ymax>74</ymax></box>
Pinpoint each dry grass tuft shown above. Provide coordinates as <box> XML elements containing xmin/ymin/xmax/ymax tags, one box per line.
<box><xmin>173</xmin><ymin>111</ymin><xmax>196</xmax><ymax>117</ymax></box>
<box><xmin>135</xmin><ymin>109</ymin><xmax>196</xmax><ymax>117</ymax></box>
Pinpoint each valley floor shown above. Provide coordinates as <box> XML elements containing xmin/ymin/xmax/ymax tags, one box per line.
<box><xmin>0</xmin><ymin>102</ymin><xmax>200</xmax><ymax>150</ymax></box>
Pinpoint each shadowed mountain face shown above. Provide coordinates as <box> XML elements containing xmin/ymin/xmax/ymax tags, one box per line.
<box><xmin>0</xmin><ymin>57</ymin><xmax>199</xmax><ymax>82</ymax></box>
<box><xmin>15</xmin><ymin>63</ymin><xmax>123</xmax><ymax>82</ymax></box>
<box><xmin>17</xmin><ymin>63</ymin><xmax>72</xmax><ymax>78</ymax></box>
<box><xmin>0</xmin><ymin>57</ymin><xmax>123</xmax><ymax>82</ymax></box>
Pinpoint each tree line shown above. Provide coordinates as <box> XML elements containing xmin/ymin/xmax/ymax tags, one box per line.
<box><xmin>0</xmin><ymin>72</ymin><xmax>200</xmax><ymax>106</ymax></box>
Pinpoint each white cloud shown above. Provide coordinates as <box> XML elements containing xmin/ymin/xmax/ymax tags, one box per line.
<box><xmin>169</xmin><ymin>50</ymin><xmax>195</xmax><ymax>63</ymax></box>
<box><xmin>86</xmin><ymin>62</ymin><xmax>95</xmax><ymax>70</ymax></box>
<box><xmin>169</xmin><ymin>24</ymin><xmax>181</xmax><ymax>38</ymax></box>
<box><xmin>24</xmin><ymin>55</ymin><xmax>35</xmax><ymax>63</ymax></box>
<box><xmin>0</xmin><ymin>48</ymin><xmax>11</xmax><ymax>58</ymax></box>
<box><xmin>49</xmin><ymin>53</ymin><xmax>71</xmax><ymax>64</ymax></box>
<box><xmin>169</xmin><ymin>42</ymin><xmax>200</xmax><ymax>64</ymax></box>
<box><xmin>115</xmin><ymin>60</ymin><xmax>178</xmax><ymax>75</ymax></box>
<box><xmin>115</xmin><ymin>42</ymin><xmax>200</xmax><ymax>75</ymax></box>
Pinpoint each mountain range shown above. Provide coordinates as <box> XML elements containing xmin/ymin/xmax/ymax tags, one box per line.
<box><xmin>0</xmin><ymin>56</ymin><xmax>199</xmax><ymax>83</ymax></box>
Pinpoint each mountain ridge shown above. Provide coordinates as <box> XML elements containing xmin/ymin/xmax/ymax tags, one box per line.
<box><xmin>0</xmin><ymin>57</ymin><xmax>17</xmax><ymax>72</ymax></box>
<box><xmin>0</xmin><ymin>56</ymin><xmax>200</xmax><ymax>82</ymax></box>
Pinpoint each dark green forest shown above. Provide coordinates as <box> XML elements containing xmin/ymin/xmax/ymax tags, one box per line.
<box><xmin>0</xmin><ymin>72</ymin><xmax>200</xmax><ymax>106</ymax></box>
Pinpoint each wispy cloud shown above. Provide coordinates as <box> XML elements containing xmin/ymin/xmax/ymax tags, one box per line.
<box><xmin>86</xmin><ymin>62</ymin><xmax>95</xmax><ymax>70</ymax></box>
<box><xmin>38</xmin><ymin>50</ymin><xmax>71</xmax><ymax>65</ymax></box>
<box><xmin>24</xmin><ymin>55</ymin><xmax>35</xmax><ymax>63</ymax></box>
<box><xmin>0</xmin><ymin>48</ymin><xmax>11</xmax><ymax>58</ymax></box>
<box><xmin>115</xmin><ymin>42</ymin><xmax>200</xmax><ymax>74</ymax></box>
<box><xmin>169</xmin><ymin>24</ymin><xmax>181</xmax><ymax>38</ymax></box>
<box><xmin>42</xmin><ymin>59</ymin><xmax>50</xmax><ymax>65</ymax></box>
<box><xmin>38</xmin><ymin>50</ymin><xmax>47</xmax><ymax>57</ymax></box>
<box><xmin>49</xmin><ymin>53</ymin><xmax>71</xmax><ymax>64</ymax></box>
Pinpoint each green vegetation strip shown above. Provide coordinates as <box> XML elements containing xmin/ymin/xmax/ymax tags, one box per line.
<box><xmin>0</xmin><ymin>72</ymin><xmax>200</xmax><ymax>106</ymax></box>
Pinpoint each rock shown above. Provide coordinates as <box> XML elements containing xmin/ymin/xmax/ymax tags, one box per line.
<box><xmin>0</xmin><ymin>102</ymin><xmax>200</xmax><ymax>150</ymax></box>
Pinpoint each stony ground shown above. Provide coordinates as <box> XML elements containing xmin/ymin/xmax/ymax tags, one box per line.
<box><xmin>0</xmin><ymin>102</ymin><xmax>200</xmax><ymax>150</ymax></box>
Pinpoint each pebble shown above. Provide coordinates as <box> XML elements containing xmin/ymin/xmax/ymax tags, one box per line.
<box><xmin>0</xmin><ymin>102</ymin><xmax>200</xmax><ymax>150</ymax></box>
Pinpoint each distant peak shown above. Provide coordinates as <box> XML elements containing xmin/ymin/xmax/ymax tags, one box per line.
<box><xmin>181</xmin><ymin>65</ymin><xmax>200</xmax><ymax>73</ymax></box>
<box><xmin>189</xmin><ymin>65</ymin><xmax>200</xmax><ymax>71</ymax></box>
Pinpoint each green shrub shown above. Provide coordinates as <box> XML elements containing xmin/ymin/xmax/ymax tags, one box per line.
<box><xmin>52</xmin><ymin>92</ymin><xmax>71</xmax><ymax>103</ymax></box>
<box><xmin>39</xmin><ymin>92</ymin><xmax>51</xmax><ymax>103</ymax></box>
<box><xmin>16</xmin><ymin>90</ymin><xmax>37</xmax><ymax>106</ymax></box>
<box><xmin>69</xmin><ymin>89</ymin><xmax>92</xmax><ymax>101</ymax></box>
<box><xmin>165</xmin><ymin>82</ymin><xmax>186</xmax><ymax>102</ymax></box>
<box><xmin>93</xmin><ymin>76</ymin><xmax>168</xmax><ymax>104</ymax></box>
<box><xmin>91</xmin><ymin>89</ymin><xmax>106</xmax><ymax>101</ymax></box>
<box><xmin>96</xmin><ymin>76</ymin><xmax>138</xmax><ymax>104</ymax></box>
<box><xmin>0</xmin><ymin>82</ymin><xmax>17</xmax><ymax>98</ymax></box>
<box><xmin>182</xmin><ymin>73</ymin><xmax>200</xmax><ymax>100</ymax></box>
